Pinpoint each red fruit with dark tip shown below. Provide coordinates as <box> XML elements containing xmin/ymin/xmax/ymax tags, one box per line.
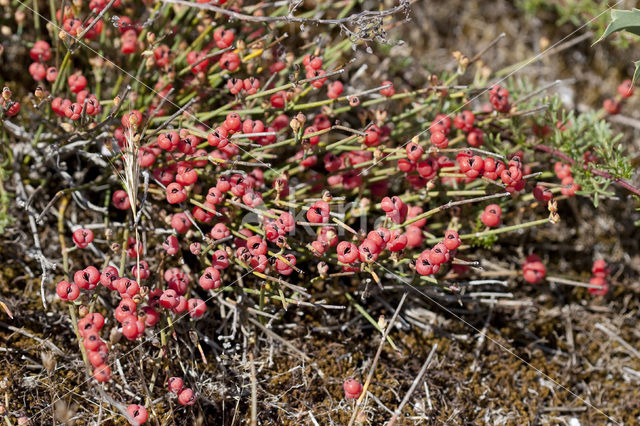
<box><xmin>72</xmin><ymin>228</ymin><xmax>94</xmax><ymax>248</ymax></box>
<box><xmin>112</xmin><ymin>190</ymin><xmax>131</xmax><ymax>210</ymax></box>
<box><xmin>163</xmin><ymin>235</ymin><xmax>180</xmax><ymax>255</ymax></box>
<box><xmin>443</xmin><ymin>230</ymin><xmax>461</xmax><ymax>251</ymax></box>
<box><xmin>126</xmin><ymin>404</ymin><xmax>148</xmax><ymax>425</ymax></box>
<box><xmin>56</xmin><ymin>281</ymin><xmax>80</xmax><ymax>301</ymax></box>
<box><xmin>188</xmin><ymin>298</ymin><xmax>206</xmax><ymax>318</ymax></box>
<box><xmin>166</xmin><ymin>182</ymin><xmax>187</xmax><ymax>204</ymax></box>
<box><xmin>481</xmin><ymin>204</ymin><xmax>502</xmax><ymax>228</ymax></box>
<box><xmin>93</xmin><ymin>364</ymin><xmax>111</xmax><ymax>382</ymax></box>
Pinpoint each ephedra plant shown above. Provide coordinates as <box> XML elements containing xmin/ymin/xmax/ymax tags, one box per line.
<box><xmin>1</xmin><ymin>0</ymin><xmax>638</xmax><ymax>423</ymax></box>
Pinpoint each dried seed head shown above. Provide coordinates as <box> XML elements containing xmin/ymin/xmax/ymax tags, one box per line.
<box><xmin>322</xmin><ymin>190</ymin><xmax>332</xmax><ymax>203</ymax></box>
<box><xmin>317</xmin><ymin>261</ymin><xmax>328</xmax><ymax>277</ymax></box>
<box><xmin>34</xmin><ymin>86</ymin><xmax>44</xmax><ymax>99</ymax></box>
<box><xmin>289</xmin><ymin>117</ymin><xmax>301</xmax><ymax>132</ymax></box>
<box><xmin>348</xmin><ymin>96</ymin><xmax>360</xmax><ymax>107</ymax></box>
<box><xmin>41</xmin><ymin>351</ymin><xmax>56</xmax><ymax>374</ymax></box>
<box><xmin>59</xmin><ymin>123</ymin><xmax>74</xmax><ymax>132</ymax></box>
<box><xmin>14</xmin><ymin>10</ymin><xmax>26</xmax><ymax>25</ymax></box>
<box><xmin>295</xmin><ymin>113</ymin><xmax>306</xmax><ymax>125</ymax></box>
<box><xmin>78</xmin><ymin>305</ymin><xmax>89</xmax><ymax>317</ymax></box>
<box><xmin>146</xmin><ymin>31</ymin><xmax>156</xmax><ymax>44</ymax></box>
<box><xmin>2</xmin><ymin>87</ymin><xmax>11</xmax><ymax>101</ymax></box>
<box><xmin>138</xmin><ymin>286</ymin><xmax>149</xmax><ymax>298</ymax></box>
<box><xmin>377</xmin><ymin>315</ymin><xmax>387</xmax><ymax>331</ymax></box>
<box><xmin>113</xmin><ymin>96</ymin><xmax>121</xmax><ymax>108</ymax></box>
<box><xmin>58</xmin><ymin>30</ymin><xmax>67</xmax><ymax>41</ymax></box>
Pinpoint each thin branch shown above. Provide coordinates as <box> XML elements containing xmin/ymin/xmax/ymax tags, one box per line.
<box><xmin>161</xmin><ymin>0</ymin><xmax>410</xmax><ymax>25</ymax></box>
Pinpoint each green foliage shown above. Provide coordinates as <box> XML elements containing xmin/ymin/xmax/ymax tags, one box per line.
<box><xmin>597</xmin><ymin>8</ymin><xmax>640</xmax><ymax>85</ymax></box>
<box><xmin>517</xmin><ymin>0</ymin><xmax>631</xmax><ymax>45</ymax></box>
<box><xmin>470</xmin><ymin>215</ymin><xmax>499</xmax><ymax>248</ymax></box>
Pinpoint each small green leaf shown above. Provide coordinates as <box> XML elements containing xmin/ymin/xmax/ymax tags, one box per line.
<box><xmin>634</xmin><ymin>60</ymin><xmax>640</xmax><ymax>85</ymax></box>
<box><xmin>595</xmin><ymin>8</ymin><xmax>640</xmax><ymax>44</ymax></box>
<box><xmin>593</xmin><ymin>192</ymin><xmax>599</xmax><ymax>208</ymax></box>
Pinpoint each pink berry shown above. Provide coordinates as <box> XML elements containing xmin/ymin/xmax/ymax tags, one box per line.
<box><xmin>343</xmin><ymin>379</ymin><xmax>363</xmax><ymax>399</ymax></box>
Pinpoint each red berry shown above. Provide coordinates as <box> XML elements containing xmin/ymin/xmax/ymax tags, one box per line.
<box><xmin>592</xmin><ymin>259</ymin><xmax>609</xmax><ymax>277</ymax></box>
<box><xmin>523</xmin><ymin>256</ymin><xmax>546</xmax><ymax>284</ymax></box>
<box><xmin>532</xmin><ymin>185</ymin><xmax>553</xmax><ymax>203</ymax></box>
<box><xmin>56</xmin><ymin>280</ymin><xmax>80</xmax><ymax>301</ymax></box>
<box><xmin>199</xmin><ymin>267</ymin><xmax>221</xmax><ymax>290</ymax></box>
<box><xmin>72</xmin><ymin>228</ymin><xmax>94</xmax><ymax>248</ymax></box>
<box><xmin>166</xmin><ymin>182</ymin><xmax>187</xmax><ymax>204</ymax></box>
<box><xmin>30</xmin><ymin>40</ymin><xmax>51</xmax><ymax>61</ymax></box>
<box><xmin>68</xmin><ymin>73</ymin><xmax>87</xmax><ymax>93</ymax></box>
<box><xmin>306</xmin><ymin>200</ymin><xmax>330</xmax><ymax>224</ymax></box>
<box><xmin>602</xmin><ymin>98</ymin><xmax>620</xmax><ymax>115</ymax></box>
<box><xmin>481</xmin><ymin>204</ymin><xmax>502</xmax><ymax>228</ymax></box>
<box><xmin>554</xmin><ymin>162</ymin><xmax>571</xmax><ymax>180</ymax></box>
<box><xmin>453</xmin><ymin>111</ymin><xmax>475</xmax><ymax>132</ymax></box>
<box><xmin>560</xmin><ymin>176</ymin><xmax>579</xmax><ymax>196</ymax></box>
<box><xmin>177</xmin><ymin>388</ymin><xmax>196</xmax><ymax>405</ymax></box>
<box><xmin>443</xmin><ymin>230</ymin><xmax>461</xmax><ymax>251</ymax></box>
<box><xmin>214</xmin><ymin>27</ymin><xmax>234</xmax><ymax>49</ymax></box>
<box><xmin>617</xmin><ymin>79</ymin><xmax>633</xmax><ymax>98</ymax></box>
<box><xmin>93</xmin><ymin>364</ymin><xmax>111</xmax><ymax>382</ymax></box>
<box><xmin>589</xmin><ymin>276</ymin><xmax>609</xmax><ymax>296</ymax></box>
<box><xmin>219</xmin><ymin>51</ymin><xmax>240</xmax><ymax>71</ymax></box>
<box><xmin>416</xmin><ymin>251</ymin><xmax>439</xmax><ymax>275</ymax></box>
<box><xmin>126</xmin><ymin>404</ymin><xmax>148</xmax><ymax>425</ymax></box>
<box><xmin>29</xmin><ymin>62</ymin><xmax>46</xmax><ymax>81</ymax></box>
<box><xmin>327</xmin><ymin>81</ymin><xmax>344</xmax><ymax>99</ymax></box>
<box><xmin>343</xmin><ymin>379</ymin><xmax>363</xmax><ymax>399</ymax></box>
<box><xmin>430</xmin><ymin>130</ymin><xmax>448</xmax><ymax>148</ymax></box>
<box><xmin>168</xmin><ymin>377</ymin><xmax>184</xmax><ymax>393</ymax></box>
<box><xmin>112</xmin><ymin>190</ymin><xmax>131</xmax><ymax>210</ymax></box>
<box><xmin>188</xmin><ymin>298</ymin><xmax>207</xmax><ymax>318</ymax></box>
<box><xmin>406</xmin><ymin>141</ymin><xmax>423</xmax><ymax>162</ymax></box>
<box><xmin>379</xmin><ymin>80</ymin><xmax>395</xmax><ymax>97</ymax></box>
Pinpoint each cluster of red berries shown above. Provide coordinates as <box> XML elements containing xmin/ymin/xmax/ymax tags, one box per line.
<box><xmin>489</xmin><ymin>84</ymin><xmax>510</xmax><ymax>113</ymax></box>
<box><xmin>589</xmin><ymin>259</ymin><xmax>610</xmax><ymax>296</ymax></box>
<box><xmin>453</xmin><ymin>111</ymin><xmax>484</xmax><ymax>147</ymax></box>
<box><xmin>168</xmin><ymin>377</ymin><xmax>196</xmax><ymax>406</ymax></box>
<box><xmin>226</xmin><ymin>77</ymin><xmax>260</xmax><ymax>96</ymax></box>
<box><xmin>457</xmin><ymin>151</ymin><xmax>525</xmax><ymax>192</ymax></box>
<box><xmin>602</xmin><ymin>79</ymin><xmax>635</xmax><ymax>115</ymax></box>
<box><xmin>414</xmin><ymin>230</ymin><xmax>462</xmax><ymax>276</ymax></box>
<box><xmin>77</xmin><ymin>312</ymin><xmax>112</xmax><ymax>382</ymax></box>
<box><xmin>28</xmin><ymin>40</ymin><xmax>58</xmax><ymax>83</ymax></box>
<box><xmin>522</xmin><ymin>254</ymin><xmax>546</xmax><ymax>284</ymax></box>
<box><xmin>553</xmin><ymin>161</ymin><xmax>580</xmax><ymax>197</ymax></box>
<box><xmin>50</xmin><ymin>73</ymin><xmax>101</xmax><ymax>120</ymax></box>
